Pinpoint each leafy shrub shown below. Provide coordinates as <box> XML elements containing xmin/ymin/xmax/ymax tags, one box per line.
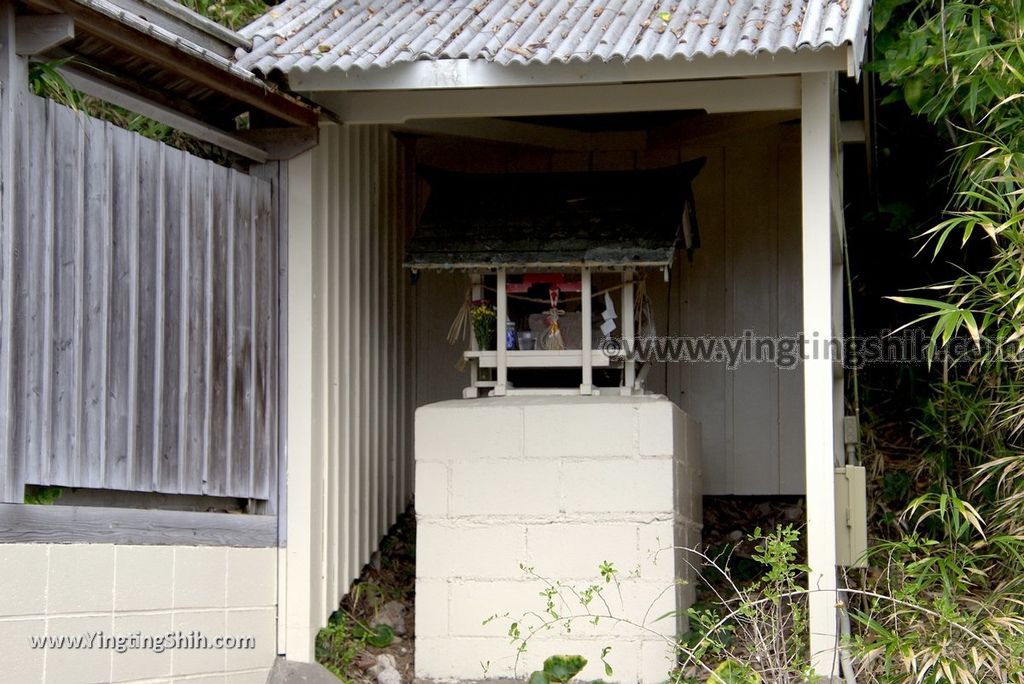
<box><xmin>180</xmin><ymin>0</ymin><xmax>269</xmax><ymax>30</ymax></box>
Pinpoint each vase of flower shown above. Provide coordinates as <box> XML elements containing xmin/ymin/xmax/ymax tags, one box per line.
<box><xmin>470</xmin><ymin>300</ymin><xmax>496</xmax><ymax>350</ymax></box>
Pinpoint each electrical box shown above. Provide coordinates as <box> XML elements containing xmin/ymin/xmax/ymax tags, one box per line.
<box><xmin>835</xmin><ymin>466</ymin><xmax>868</xmax><ymax>568</ymax></box>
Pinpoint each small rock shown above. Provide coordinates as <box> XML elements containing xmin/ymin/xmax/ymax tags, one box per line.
<box><xmin>377</xmin><ymin>668</ymin><xmax>401</xmax><ymax>684</ymax></box>
<box><xmin>727</xmin><ymin>529</ymin><xmax>744</xmax><ymax>542</ymax></box>
<box><xmin>369</xmin><ymin>654</ymin><xmax>402</xmax><ymax>684</ymax></box>
<box><xmin>370</xmin><ymin>600</ymin><xmax>407</xmax><ymax>636</ymax></box>
<box><xmin>368</xmin><ymin>653</ymin><xmax>397</xmax><ymax>677</ymax></box>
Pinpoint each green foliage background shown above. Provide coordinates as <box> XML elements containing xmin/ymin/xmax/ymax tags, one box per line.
<box><xmin>848</xmin><ymin>1</ymin><xmax>1024</xmax><ymax>681</ymax></box>
<box><xmin>179</xmin><ymin>0</ymin><xmax>269</xmax><ymax>30</ymax></box>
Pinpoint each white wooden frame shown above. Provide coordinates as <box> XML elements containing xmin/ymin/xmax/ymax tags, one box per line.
<box><xmin>801</xmin><ymin>72</ymin><xmax>840</xmax><ymax>677</ymax></box>
<box><xmin>316</xmin><ymin>76</ymin><xmax>802</xmax><ymax>125</ymax></box>
<box><xmin>461</xmin><ymin>267</ymin><xmax>646</xmax><ymax>397</ymax></box>
<box><xmin>622</xmin><ymin>269</ymin><xmax>636</xmax><ymax>395</ymax></box>
<box><xmin>580</xmin><ymin>267</ymin><xmax>593</xmax><ymax>395</ymax></box>
<box><xmin>494</xmin><ymin>269</ymin><xmax>508</xmax><ymax>396</ymax></box>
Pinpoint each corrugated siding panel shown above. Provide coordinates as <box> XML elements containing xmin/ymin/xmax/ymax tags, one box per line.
<box><xmin>305</xmin><ymin>123</ymin><xmax>415</xmax><ymax>620</ymax></box>
<box><xmin>0</xmin><ymin>93</ymin><xmax>280</xmax><ymax>502</ymax></box>
<box><xmin>237</xmin><ymin>0</ymin><xmax>871</xmax><ymax>77</ymax></box>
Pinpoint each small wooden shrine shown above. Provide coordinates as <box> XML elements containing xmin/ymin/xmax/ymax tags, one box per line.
<box><xmin>405</xmin><ymin>160</ymin><xmax>704</xmax><ymax>398</ymax></box>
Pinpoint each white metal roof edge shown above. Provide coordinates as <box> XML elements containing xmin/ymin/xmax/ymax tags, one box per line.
<box><xmin>848</xmin><ymin>0</ymin><xmax>873</xmax><ymax>80</ymax></box>
<box><xmin>281</xmin><ymin>44</ymin><xmax>852</xmax><ymax>92</ymax></box>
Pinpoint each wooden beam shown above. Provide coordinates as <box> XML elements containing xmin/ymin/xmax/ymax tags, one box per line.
<box><xmin>317</xmin><ymin>77</ymin><xmax>802</xmax><ymax>125</ymax></box>
<box><xmin>15</xmin><ymin>14</ymin><xmax>74</xmax><ymax>55</ymax></box>
<box><xmin>0</xmin><ymin>503</ymin><xmax>277</xmax><ymax>546</ymax></box>
<box><xmin>647</xmin><ymin>110</ymin><xmax>799</xmax><ymax>149</ymax></box>
<box><xmin>801</xmin><ymin>71</ymin><xmax>840</xmax><ymax>677</ymax></box>
<box><xmin>395</xmin><ymin>117</ymin><xmax>646</xmax><ymax>151</ymax></box>
<box><xmin>238</xmin><ymin>126</ymin><xmax>320</xmax><ymax>160</ymax></box>
<box><xmin>50</xmin><ymin>47</ymin><xmax>212</xmax><ymax>121</ymax></box>
<box><xmin>60</xmin><ymin>65</ymin><xmax>270</xmax><ymax>161</ymax></box>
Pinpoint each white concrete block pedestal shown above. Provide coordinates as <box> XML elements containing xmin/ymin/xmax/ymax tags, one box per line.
<box><xmin>415</xmin><ymin>395</ymin><xmax>701</xmax><ymax>683</ymax></box>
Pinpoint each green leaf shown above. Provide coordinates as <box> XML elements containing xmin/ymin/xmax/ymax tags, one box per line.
<box><xmin>962</xmin><ymin>310</ymin><xmax>981</xmax><ymax>348</ymax></box>
<box><xmin>710</xmin><ymin>660</ymin><xmax>761</xmax><ymax>684</ymax></box>
<box><xmin>903</xmin><ymin>78</ymin><xmax>926</xmax><ymax>111</ymax></box>
<box><xmin>887</xmin><ymin>296</ymin><xmax>959</xmax><ymax>310</ymax></box>
<box><xmin>600</xmin><ymin>646</ymin><xmax>613</xmax><ymax>677</ymax></box>
<box><xmin>24</xmin><ymin>486</ymin><xmax>63</xmax><ymax>506</ymax></box>
<box><xmin>358</xmin><ymin>623</ymin><xmax>394</xmax><ymax>648</ymax></box>
<box><xmin>543</xmin><ymin>655</ymin><xmax>588</xmax><ymax>682</ymax></box>
<box><xmin>872</xmin><ymin>0</ymin><xmax>914</xmax><ymax>32</ymax></box>
<box><xmin>529</xmin><ymin>672</ymin><xmax>551</xmax><ymax>684</ymax></box>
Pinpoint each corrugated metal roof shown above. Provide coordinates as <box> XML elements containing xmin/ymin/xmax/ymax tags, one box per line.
<box><xmin>236</xmin><ymin>0</ymin><xmax>870</xmax><ymax>81</ymax></box>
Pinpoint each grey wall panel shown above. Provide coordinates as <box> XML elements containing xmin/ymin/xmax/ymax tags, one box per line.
<box><xmin>0</xmin><ymin>94</ymin><xmax>281</xmax><ymax>502</ymax></box>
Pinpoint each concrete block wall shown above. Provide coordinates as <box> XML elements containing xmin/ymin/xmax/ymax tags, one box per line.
<box><xmin>415</xmin><ymin>395</ymin><xmax>702</xmax><ymax>683</ymax></box>
<box><xmin>0</xmin><ymin>543</ymin><xmax>278</xmax><ymax>684</ymax></box>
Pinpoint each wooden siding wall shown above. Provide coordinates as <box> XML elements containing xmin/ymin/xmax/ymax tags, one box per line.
<box><xmin>292</xmin><ymin>124</ymin><xmax>415</xmax><ymax>635</ymax></box>
<box><xmin>412</xmin><ymin>126</ymin><xmax>804</xmax><ymax>495</ymax></box>
<box><xmin>675</xmin><ymin>140</ymin><xmax>805</xmax><ymax>495</ymax></box>
<box><xmin>0</xmin><ymin>93</ymin><xmax>281</xmax><ymax>504</ymax></box>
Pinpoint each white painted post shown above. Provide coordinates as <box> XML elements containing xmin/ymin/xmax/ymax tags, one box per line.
<box><xmin>495</xmin><ymin>268</ymin><xmax>508</xmax><ymax>396</ymax></box>
<box><xmin>463</xmin><ymin>273</ymin><xmax>482</xmax><ymax>398</ymax></box>
<box><xmin>801</xmin><ymin>71</ymin><xmax>840</xmax><ymax>678</ymax></box>
<box><xmin>469</xmin><ymin>273</ymin><xmax>482</xmax><ymax>351</ymax></box>
<box><xmin>580</xmin><ymin>267</ymin><xmax>593</xmax><ymax>395</ymax></box>
<box><xmin>285</xmin><ymin>148</ymin><xmax>320</xmax><ymax>662</ymax></box>
<box><xmin>622</xmin><ymin>269</ymin><xmax>635</xmax><ymax>395</ymax></box>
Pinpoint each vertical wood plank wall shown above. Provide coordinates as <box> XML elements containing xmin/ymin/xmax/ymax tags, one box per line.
<box><xmin>411</xmin><ymin>127</ymin><xmax>804</xmax><ymax>495</ymax></box>
<box><xmin>293</xmin><ymin>123</ymin><xmax>415</xmax><ymax>641</ymax></box>
<box><xmin>0</xmin><ymin>93</ymin><xmax>280</xmax><ymax>503</ymax></box>
<box><xmin>675</xmin><ymin>140</ymin><xmax>805</xmax><ymax>495</ymax></box>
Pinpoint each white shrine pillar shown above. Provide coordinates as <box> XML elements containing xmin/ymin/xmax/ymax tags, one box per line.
<box><xmin>801</xmin><ymin>71</ymin><xmax>841</xmax><ymax>677</ymax></box>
